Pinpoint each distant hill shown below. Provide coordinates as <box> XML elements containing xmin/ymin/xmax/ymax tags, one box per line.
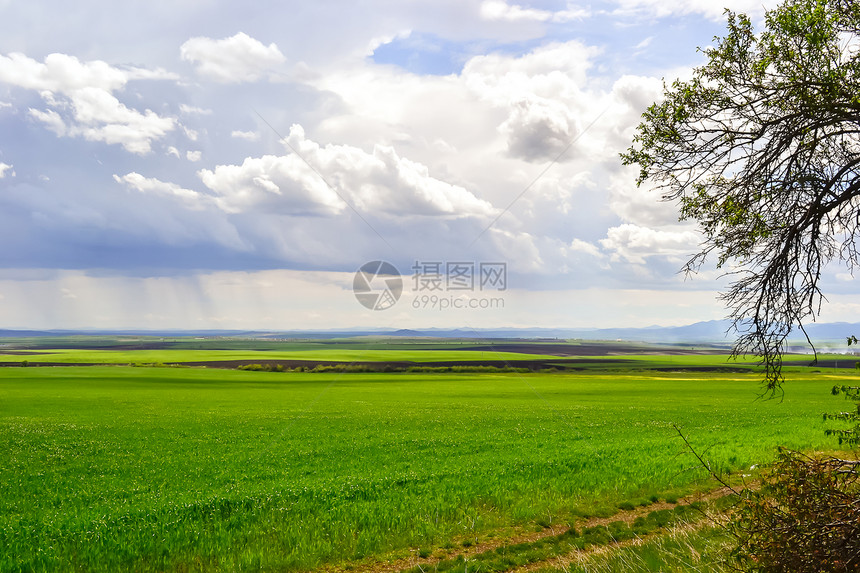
<box><xmin>0</xmin><ymin>329</ymin><xmax>58</xmax><ymax>338</ymax></box>
<box><xmin>0</xmin><ymin>320</ymin><xmax>858</xmax><ymax>345</ymax></box>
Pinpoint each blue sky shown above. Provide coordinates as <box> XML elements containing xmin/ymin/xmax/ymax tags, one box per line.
<box><xmin>2</xmin><ymin>0</ymin><xmax>854</xmax><ymax>331</ymax></box>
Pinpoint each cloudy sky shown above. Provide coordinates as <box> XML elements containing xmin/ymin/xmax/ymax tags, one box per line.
<box><xmin>0</xmin><ymin>0</ymin><xmax>854</xmax><ymax>331</ymax></box>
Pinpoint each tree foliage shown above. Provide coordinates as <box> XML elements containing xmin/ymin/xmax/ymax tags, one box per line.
<box><xmin>825</xmin><ymin>383</ymin><xmax>860</xmax><ymax>445</ymax></box>
<box><xmin>622</xmin><ymin>0</ymin><xmax>860</xmax><ymax>390</ymax></box>
<box><xmin>730</xmin><ymin>450</ymin><xmax>860</xmax><ymax>572</ymax></box>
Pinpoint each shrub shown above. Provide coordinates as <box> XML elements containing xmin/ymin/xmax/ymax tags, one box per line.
<box><xmin>730</xmin><ymin>450</ymin><xmax>860</xmax><ymax>572</ymax></box>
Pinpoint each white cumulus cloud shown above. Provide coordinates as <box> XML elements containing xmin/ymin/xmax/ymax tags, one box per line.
<box><xmin>179</xmin><ymin>104</ymin><xmax>212</xmax><ymax>115</ymax></box>
<box><xmin>611</xmin><ymin>0</ymin><xmax>778</xmax><ymax>20</ymax></box>
<box><xmin>499</xmin><ymin>95</ymin><xmax>577</xmax><ymax>162</ymax></box>
<box><xmin>198</xmin><ymin>125</ymin><xmax>495</xmax><ymax>219</ymax></box>
<box><xmin>231</xmin><ymin>130</ymin><xmax>260</xmax><ymax>141</ymax></box>
<box><xmin>607</xmin><ymin>171</ymin><xmax>682</xmax><ymax>227</ymax></box>
<box><xmin>480</xmin><ymin>0</ymin><xmax>589</xmax><ymax>23</ymax></box>
<box><xmin>569</xmin><ymin>238</ymin><xmax>602</xmax><ymax>257</ymax></box>
<box><xmin>0</xmin><ymin>162</ymin><xmax>13</xmax><ymax>178</ymax></box>
<box><xmin>600</xmin><ymin>224</ymin><xmax>700</xmax><ymax>264</ymax></box>
<box><xmin>114</xmin><ymin>172</ymin><xmax>208</xmax><ymax>209</ymax></box>
<box><xmin>463</xmin><ymin>41</ymin><xmax>599</xmax><ymax>100</ymax></box>
<box><xmin>0</xmin><ymin>52</ymin><xmax>175</xmax><ymax>154</ymax></box>
<box><xmin>0</xmin><ymin>52</ymin><xmax>128</xmax><ymax>92</ymax></box>
<box><xmin>459</xmin><ymin>41</ymin><xmax>600</xmax><ymax>162</ymax></box>
<box><xmin>197</xmin><ymin>154</ymin><xmax>345</xmax><ymax>217</ymax></box>
<box><xmin>180</xmin><ymin>32</ymin><xmax>287</xmax><ymax>83</ymax></box>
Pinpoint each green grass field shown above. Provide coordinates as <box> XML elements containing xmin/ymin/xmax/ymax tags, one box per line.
<box><xmin>0</xmin><ymin>346</ymin><xmax>854</xmax><ymax>572</ymax></box>
<box><xmin>0</xmin><ymin>347</ymin><xmax>566</xmax><ymax>364</ymax></box>
<box><xmin>0</xmin><ymin>341</ymin><xmax>768</xmax><ymax>370</ymax></box>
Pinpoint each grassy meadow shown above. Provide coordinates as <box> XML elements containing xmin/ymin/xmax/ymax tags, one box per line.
<box><xmin>0</xmin><ymin>339</ymin><xmax>854</xmax><ymax>571</ymax></box>
<box><xmin>0</xmin><ymin>347</ymin><xmax>561</xmax><ymax>364</ymax></box>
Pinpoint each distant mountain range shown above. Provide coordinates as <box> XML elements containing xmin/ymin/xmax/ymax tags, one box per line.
<box><xmin>2</xmin><ymin>320</ymin><xmax>860</xmax><ymax>345</ymax></box>
<box><xmin>378</xmin><ymin>321</ymin><xmax>860</xmax><ymax>345</ymax></box>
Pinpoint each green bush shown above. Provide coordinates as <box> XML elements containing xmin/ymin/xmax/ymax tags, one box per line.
<box><xmin>730</xmin><ymin>450</ymin><xmax>860</xmax><ymax>572</ymax></box>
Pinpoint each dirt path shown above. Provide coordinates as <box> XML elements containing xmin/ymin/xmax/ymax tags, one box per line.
<box><xmin>325</xmin><ymin>485</ymin><xmax>738</xmax><ymax>573</ymax></box>
<box><xmin>507</xmin><ymin>515</ymin><xmax>731</xmax><ymax>573</ymax></box>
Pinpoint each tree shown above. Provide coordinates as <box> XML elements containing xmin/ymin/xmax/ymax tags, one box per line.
<box><xmin>622</xmin><ymin>1</ymin><xmax>860</xmax><ymax>570</ymax></box>
<box><xmin>622</xmin><ymin>0</ymin><xmax>860</xmax><ymax>391</ymax></box>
